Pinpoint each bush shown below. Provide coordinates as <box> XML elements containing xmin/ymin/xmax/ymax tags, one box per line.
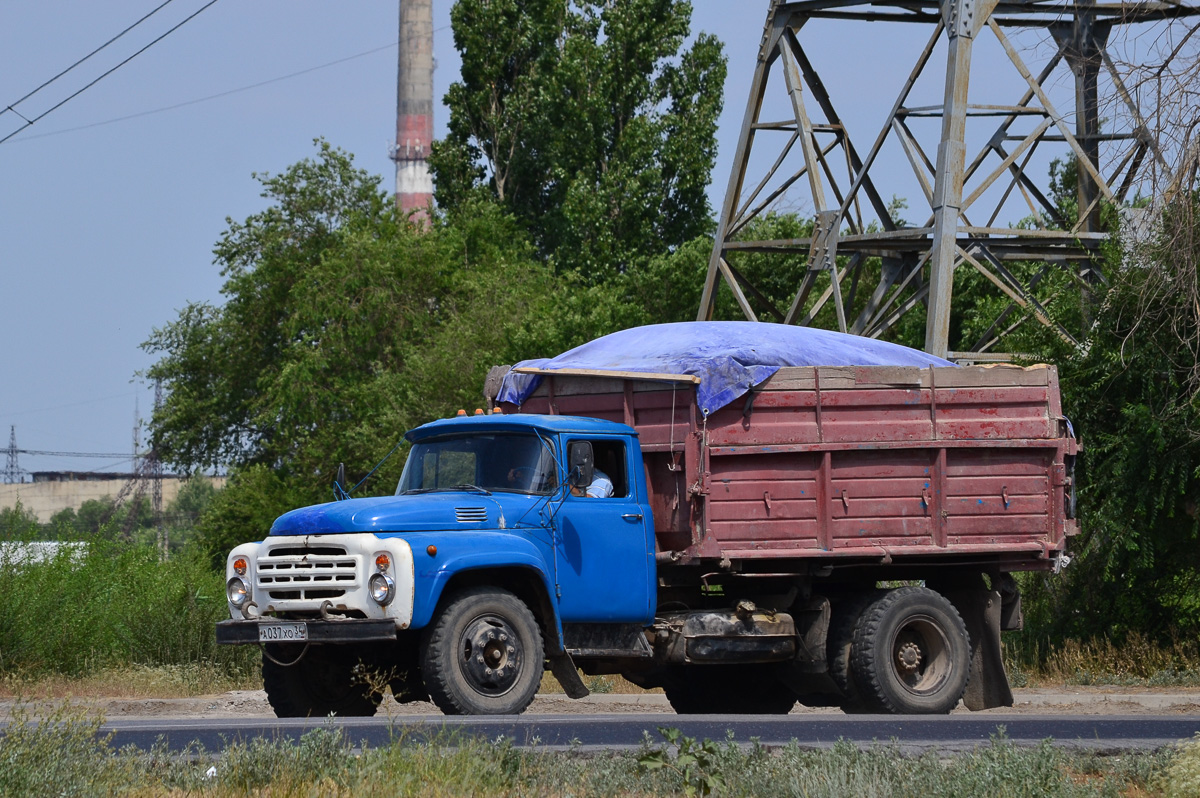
<box><xmin>0</xmin><ymin>535</ymin><xmax>252</xmax><ymax>678</ymax></box>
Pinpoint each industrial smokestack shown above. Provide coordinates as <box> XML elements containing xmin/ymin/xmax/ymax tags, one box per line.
<box><xmin>393</xmin><ymin>0</ymin><xmax>434</xmax><ymax>220</ymax></box>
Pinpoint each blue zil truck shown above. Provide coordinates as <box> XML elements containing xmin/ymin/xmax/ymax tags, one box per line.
<box><xmin>216</xmin><ymin>324</ymin><xmax>1076</xmax><ymax>716</ymax></box>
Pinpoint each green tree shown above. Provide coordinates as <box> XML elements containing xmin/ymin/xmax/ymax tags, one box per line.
<box><xmin>430</xmin><ymin>0</ymin><xmax>726</xmax><ymax>281</ymax></box>
<box><xmin>143</xmin><ymin>141</ymin><xmax>559</xmax><ymax>553</ymax></box>
<box><xmin>1019</xmin><ymin>192</ymin><xmax>1200</xmax><ymax>642</ymax></box>
<box><xmin>0</xmin><ymin>504</ymin><xmax>39</xmax><ymax>540</ymax></box>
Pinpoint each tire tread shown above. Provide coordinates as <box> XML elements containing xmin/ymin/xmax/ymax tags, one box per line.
<box><xmin>850</xmin><ymin>586</ymin><xmax>970</xmax><ymax>714</ymax></box>
<box><xmin>422</xmin><ymin>587</ymin><xmax>543</xmax><ymax>715</ymax></box>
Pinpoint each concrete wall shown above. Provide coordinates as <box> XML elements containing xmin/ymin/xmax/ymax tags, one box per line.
<box><xmin>0</xmin><ymin>476</ymin><xmax>226</xmax><ymax>523</ymax></box>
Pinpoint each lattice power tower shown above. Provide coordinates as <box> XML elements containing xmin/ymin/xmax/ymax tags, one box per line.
<box><xmin>700</xmin><ymin>0</ymin><xmax>1199</xmax><ymax>359</ymax></box>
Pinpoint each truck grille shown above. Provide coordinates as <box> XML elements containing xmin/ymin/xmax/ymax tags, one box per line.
<box><xmin>455</xmin><ymin>507</ymin><xmax>488</xmax><ymax>523</ymax></box>
<box><xmin>256</xmin><ymin>543</ymin><xmax>359</xmax><ymax>601</ymax></box>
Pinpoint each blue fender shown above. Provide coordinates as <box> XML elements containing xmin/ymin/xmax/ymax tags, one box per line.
<box><xmin>388</xmin><ymin>530</ymin><xmax>562</xmax><ymax>644</ymax></box>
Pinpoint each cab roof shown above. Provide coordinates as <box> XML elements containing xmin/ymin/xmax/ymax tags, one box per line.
<box><xmin>406</xmin><ymin>413</ymin><xmax>636</xmax><ymax>443</ymax></box>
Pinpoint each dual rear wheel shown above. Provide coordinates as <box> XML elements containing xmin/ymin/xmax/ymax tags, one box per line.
<box><xmin>837</xmin><ymin>586</ymin><xmax>971</xmax><ymax>714</ymax></box>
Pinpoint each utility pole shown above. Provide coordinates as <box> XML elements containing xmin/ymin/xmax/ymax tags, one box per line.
<box><xmin>4</xmin><ymin>426</ymin><xmax>22</xmax><ymax>484</ymax></box>
<box><xmin>392</xmin><ymin>0</ymin><xmax>434</xmax><ymax>222</ymax></box>
<box><xmin>151</xmin><ymin>381</ymin><xmax>165</xmax><ymax>559</ymax></box>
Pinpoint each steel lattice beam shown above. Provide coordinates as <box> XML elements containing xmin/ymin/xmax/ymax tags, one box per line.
<box><xmin>700</xmin><ymin>0</ymin><xmax>1200</xmax><ymax>359</ymax></box>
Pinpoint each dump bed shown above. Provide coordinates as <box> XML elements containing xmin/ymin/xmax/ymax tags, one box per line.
<box><xmin>497</xmin><ymin>364</ymin><xmax>1077</xmax><ymax>571</ymax></box>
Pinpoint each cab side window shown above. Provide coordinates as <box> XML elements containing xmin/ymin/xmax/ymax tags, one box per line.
<box><xmin>584</xmin><ymin>440</ymin><xmax>627</xmax><ymax>499</ymax></box>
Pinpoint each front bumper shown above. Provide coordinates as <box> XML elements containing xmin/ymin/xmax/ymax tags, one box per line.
<box><xmin>216</xmin><ymin>618</ymin><xmax>399</xmax><ymax>645</ymax></box>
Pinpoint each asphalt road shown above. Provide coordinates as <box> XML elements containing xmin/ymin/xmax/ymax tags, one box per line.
<box><xmin>93</xmin><ymin>713</ymin><xmax>1200</xmax><ymax>753</ymax></box>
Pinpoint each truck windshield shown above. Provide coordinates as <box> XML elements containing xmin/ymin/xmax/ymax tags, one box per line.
<box><xmin>396</xmin><ymin>432</ymin><xmax>559</xmax><ymax>496</ymax></box>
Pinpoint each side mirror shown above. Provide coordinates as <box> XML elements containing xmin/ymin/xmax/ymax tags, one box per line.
<box><xmin>334</xmin><ymin>462</ymin><xmax>349</xmax><ymax>500</ymax></box>
<box><xmin>567</xmin><ymin>441</ymin><xmax>594</xmax><ymax>491</ymax></box>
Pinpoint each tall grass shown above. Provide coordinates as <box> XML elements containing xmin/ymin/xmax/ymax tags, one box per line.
<box><xmin>0</xmin><ymin>536</ymin><xmax>254</xmax><ymax>681</ymax></box>
<box><xmin>0</xmin><ymin>707</ymin><xmax>1185</xmax><ymax>797</ymax></box>
<box><xmin>1005</xmin><ymin>631</ymin><xmax>1200</xmax><ymax>687</ymax></box>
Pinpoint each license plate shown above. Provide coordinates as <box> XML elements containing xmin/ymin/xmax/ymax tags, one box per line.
<box><xmin>258</xmin><ymin>622</ymin><xmax>308</xmax><ymax>643</ymax></box>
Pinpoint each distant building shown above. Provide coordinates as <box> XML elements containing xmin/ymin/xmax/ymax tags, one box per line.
<box><xmin>0</xmin><ymin>471</ymin><xmax>225</xmax><ymax>523</ymax></box>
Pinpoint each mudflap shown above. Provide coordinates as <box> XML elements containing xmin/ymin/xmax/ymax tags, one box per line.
<box><xmin>937</xmin><ymin>583</ymin><xmax>1014</xmax><ymax>710</ymax></box>
<box><xmin>549</xmin><ymin>653</ymin><xmax>591</xmax><ymax>699</ymax></box>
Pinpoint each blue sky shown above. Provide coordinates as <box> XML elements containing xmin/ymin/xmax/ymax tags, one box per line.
<box><xmin>0</xmin><ymin>1</ymin><xmax>1082</xmax><ymax>476</ymax></box>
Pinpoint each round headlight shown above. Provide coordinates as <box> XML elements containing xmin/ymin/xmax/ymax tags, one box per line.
<box><xmin>226</xmin><ymin>576</ymin><xmax>250</xmax><ymax>608</ymax></box>
<box><xmin>368</xmin><ymin>572</ymin><xmax>395</xmax><ymax>606</ymax></box>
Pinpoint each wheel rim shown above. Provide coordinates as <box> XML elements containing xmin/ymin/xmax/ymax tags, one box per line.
<box><xmin>887</xmin><ymin>613</ymin><xmax>952</xmax><ymax>696</ymax></box>
<box><xmin>458</xmin><ymin>613</ymin><xmax>523</xmax><ymax>697</ymax></box>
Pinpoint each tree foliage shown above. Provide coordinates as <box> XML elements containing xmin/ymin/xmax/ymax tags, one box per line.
<box><xmin>430</xmin><ymin>0</ymin><xmax>726</xmax><ymax>281</ymax></box>
<box><xmin>144</xmin><ymin>142</ymin><xmax>564</xmax><ymax>552</ymax></box>
<box><xmin>1019</xmin><ymin>192</ymin><xmax>1200</xmax><ymax>642</ymax></box>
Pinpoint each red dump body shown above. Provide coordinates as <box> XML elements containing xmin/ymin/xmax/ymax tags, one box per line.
<box><xmin>500</xmin><ymin>364</ymin><xmax>1077</xmax><ymax>572</ymax></box>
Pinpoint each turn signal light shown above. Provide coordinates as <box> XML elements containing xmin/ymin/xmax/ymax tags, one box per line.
<box><xmin>375</xmin><ymin>553</ymin><xmax>390</xmax><ymax>571</ymax></box>
<box><xmin>426</xmin><ymin>545</ymin><xmax>437</xmax><ymax>557</ymax></box>
<box><xmin>233</xmin><ymin>557</ymin><xmax>247</xmax><ymax>575</ymax></box>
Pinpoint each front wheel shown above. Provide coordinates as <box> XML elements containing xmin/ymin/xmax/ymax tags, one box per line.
<box><xmin>421</xmin><ymin>587</ymin><xmax>544</xmax><ymax>715</ymax></box>
<box><xmin>850</xmin><ymin>587</ymin><xmax>970</xmax><ymax>714</ymax></box>
<box><xmin>262</xmin><ymin>646</ymin><xmax>382</xmax><ymax>718</ymax></box>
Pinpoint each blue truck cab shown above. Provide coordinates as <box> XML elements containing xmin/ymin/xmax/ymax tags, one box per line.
<box><xmin>217</xmin><ymin>414</ymin><xmax>658</xmax><ymax>716</ymax></box>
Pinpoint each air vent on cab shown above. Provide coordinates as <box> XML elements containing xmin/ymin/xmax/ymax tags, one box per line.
<box><xmin>455</xmin><ymin>507</ymin><xmax>488</xmax><ymax>523</ymax></box>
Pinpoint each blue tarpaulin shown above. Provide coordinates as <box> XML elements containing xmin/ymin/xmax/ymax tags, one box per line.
<box><xmin>498</xmin><ymin>321</ymin><xmax>956</xmax><ymax>416</ymax></box>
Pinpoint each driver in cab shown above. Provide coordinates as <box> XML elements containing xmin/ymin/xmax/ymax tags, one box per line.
<box><xmin>571</xmin><ymin>468</ymin><xmax>613</xmax><ymax>498</ymax></box>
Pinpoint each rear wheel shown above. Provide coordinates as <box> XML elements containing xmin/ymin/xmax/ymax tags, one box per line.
<box><xmin>664</xmin><ymin>666</ymin><xmax>797</xmax><ymax>715</ymax></box>
<box><xmin>421</xmin><ymin>587</ymin><xmax>543</xmax><ymax>715</ymax></box>
<box><xmin>850</xmin><ymin>587</ymin><xmax>970</xmax><ymax>714</ymax></box>
<box><xmin>828</xmin><ymin>591</ymin><xmax>880</xmax><ymax>713</ymax></box>
<box><xmin>262</xmin><ymin>646</ymin><xmax>382</xmax><ymax>718</ymax></box>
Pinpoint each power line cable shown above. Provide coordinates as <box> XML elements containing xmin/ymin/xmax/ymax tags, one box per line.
<box><xmin>2</xmin><ymin>0</ymin><xmax>177</xmax><ymax>118</ymax></box>
<box><xmin>3</xmin><ymin>389</ymin><xmax>141</xmax><ymax>417</ymax></box>
<box><xmin>74</xmin><ymin>457</ymin><xmax>140</xmax><ymax>474</ymax></box>
<box><xmin>9</xmin><ymin>22</ymin><xmax>454</xmax><ymax>144</ymax></box>
<box><xmin>0</xmin><ymin>0</ymin><xmax>221</xmax><ymax>146</ymax></box>
<box><xmin>10</xmin><ymin>41</ymin><xmax>399</xmax><ymax>142</ymax></box>
<box><xmin>16</xmin><ymin>449</ymin><xmax>132</xmax><ymax>458</ymax></box>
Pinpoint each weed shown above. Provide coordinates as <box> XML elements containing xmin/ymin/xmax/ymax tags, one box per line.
<box><xmin>1163</xmin><ymin>733</ymin><xmax>1200</xmax><ymax>798</ymax></box>
<box><xmin>0</xmin><ymin>702</ymin><xmax>114</xmax><ymax>796</ymax></box>
<box><xmin>586</xmin><ymin>674</ymin><xmax>618</xmax><ymax>693</ymax></box>
<box><xmin>215</xmin><ymin>723</ymin><xmax>352</xmax><ymax>792</ymax></box>
<box><xmin>639</xmin><ymin>726</ymin><xmax>726</xmax><ymax>796</ymax></box>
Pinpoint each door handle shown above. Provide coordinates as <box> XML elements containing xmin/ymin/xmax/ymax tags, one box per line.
<box><xmin>621</xmin><ymin>513</ymin><xmax>643</xmax><ymax>521</ymax></box>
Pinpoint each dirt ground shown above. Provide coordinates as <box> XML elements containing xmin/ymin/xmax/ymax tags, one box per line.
<box><xmin>3</xmin><ymin>686</ymin><xmax>1198</xmax><ymax>720</ymax></box>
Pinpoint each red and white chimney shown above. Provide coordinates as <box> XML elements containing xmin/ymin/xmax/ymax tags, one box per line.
<box><xmin>393</xmin><ymin>0</ymin><xmax>433</xmax><ymax>221</ymax></box>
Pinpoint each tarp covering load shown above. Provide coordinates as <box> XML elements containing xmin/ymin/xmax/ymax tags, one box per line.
<box><xmin>497</xmin><ymin>321</ymin><xmax>956</xmax><ymax>416</ymax></box>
